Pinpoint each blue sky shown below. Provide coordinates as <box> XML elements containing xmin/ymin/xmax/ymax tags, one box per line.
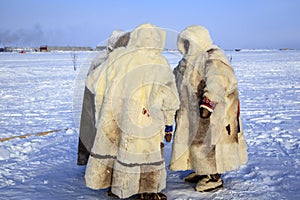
<box><xmin>1</xmin><ymin>0</ymin><xmax>300</xmax><ymax>49</ymax></box>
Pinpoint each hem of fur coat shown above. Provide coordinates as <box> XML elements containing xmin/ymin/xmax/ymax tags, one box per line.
<box><xmin>169</xmin><ymin>136</ymin><xmax>248</xmax><ymax>175</ymax></box>
<box><xmin>84</xmin><ymin>156</ymin><xmax>114</xmax><ymax>190</ymax></box>
<box><xmin>111</xmin><ymin>160</ymin><xmax>166</xmax><ymax>199</ymax></box>
<box><xmin>169</xmin><ymin>146</ymin><xmax>192</xmax><ymax>171</ymax></box>
<box><xmin>194</xmin><ymin>165</ymin><xmax>245</xmax><ymax>175</ymax></box>
<box><xmin>170</xmin><ymin>163</ymin><xmax>247</xmax><ymax>176</ymax></box>
<box><xmin>169</xmin><ymin>164</ymin><xmax>245</xmax><ymax>174</ymax></box>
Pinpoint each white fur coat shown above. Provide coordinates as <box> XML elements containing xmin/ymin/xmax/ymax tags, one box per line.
<box><xmin>84</xmin><ymin>24</ymin><xmax>180</xmax><ymax>198</ymax></box>
<box><xmin>170</xmin><ymin>26</ymin><xmax>247</xmax><ymax>175</ymax></box>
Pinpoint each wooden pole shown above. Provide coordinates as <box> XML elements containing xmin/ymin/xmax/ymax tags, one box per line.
<box><xmin>0</xmin><ymin>128</ymin><xmax>69</xmax><ymax>142</ymax></box>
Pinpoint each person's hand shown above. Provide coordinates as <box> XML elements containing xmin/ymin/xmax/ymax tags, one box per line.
<box><xmin>164</xmin><ymin>125</ymin><xmax>173</xmax><ymax>142</ymax></box>
<box><xmin>200</xmin><ymin>97</ymin><xmax>216</xmax><ymax>118</ymax></box>
<box><xmin>200</xmin><ymin>107</ymin><xmax>212</xmax><ymax>118</ymax></box>
<box><xmin>165</xmin><ymin>132</ymin><xmax>172</xmax><ymax>142</ymax></box>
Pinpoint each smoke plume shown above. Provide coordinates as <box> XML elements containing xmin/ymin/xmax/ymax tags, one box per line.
<box><xmin>0</xmin><ymin>24</ymin><xmax>46</xmax><ymax>47</ymax></box>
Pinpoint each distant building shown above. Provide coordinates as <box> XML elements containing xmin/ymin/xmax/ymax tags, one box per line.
<box><xmin>95</xmin><ymin>46</ymin><xmax>106</xmax><ymax>51</ymax></box>
<box><xmin>0</xmin><ymin>45</ymin><xmax>95</xmax><ymax>52</ymax></box>
<box><xmin>40</xmin><ymin>45</ymin><xmax>93</xmax><ymax>52</ymax></box>
<box><xmin>40</xmin><ymin>45</ymin><xmax>48</xmax><ymax>52</ymax></box>
<box><xmin>3</xmin><ymin>47</ymin><xmax>13</xmax><ymax>52</ymax></box>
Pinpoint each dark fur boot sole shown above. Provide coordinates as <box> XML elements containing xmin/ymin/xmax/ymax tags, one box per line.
<box><xmin>183</xmin><ymin>172</ymin><xmax>207</xmax><ymax>183</ymax></box>
<box><xmin>136</xmin><ymin>192</ymin><xmax>167</xmax><ymax>200</ymax></box>
<box><xmin>195</xmin><ymin>177</ymin><xmax>223</xmax><ymax>192</ymax></box>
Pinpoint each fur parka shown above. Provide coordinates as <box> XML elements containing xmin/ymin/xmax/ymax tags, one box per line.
<box><xmin>77</xmin><ymin>30</ymin><xmax>129</xmax><ymax>165</ymax></box>
<box><xmin>170</xmin><ymin>25</ymin><xmax>247</xmax><ymax>175</ymax></box>
<box><xmin>84</xmin><ymin>23</ymin><xmax>180</xmax><ymax>199</ymax></box>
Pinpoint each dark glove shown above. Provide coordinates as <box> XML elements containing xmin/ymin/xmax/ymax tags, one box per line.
<box><xmin>164</xmin><ymin>125</ymin><xmax>173</xmax><ymax>142</ymax></box>
<box><xmin>200</xmin><ymin>107</ymin><xmax>212</xmax><ymax>118</ymax></box>
<box><xmin>226</xmin><ymin>124</ymin><xmax>231</xmax><ymax>135</ymax></box>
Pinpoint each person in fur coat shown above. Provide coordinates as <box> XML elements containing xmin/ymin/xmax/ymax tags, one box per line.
<box><xmin>170</xmin><ymin>25</ymin><xmax>248</xmax><ymax>192</ymax></box>
<box><xmin>77</xmin><ymin>30</ymin><xmax>130</xmax><ymax>165</ymax></box>
<box><xmin>84</xmin><ymin>23</ymin><xmax>180</xmax><ymax>199</ymax></box>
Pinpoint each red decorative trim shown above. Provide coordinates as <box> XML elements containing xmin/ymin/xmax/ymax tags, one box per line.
<box><xmin>142</xmin><ymin>108</ymin><xmax>147</xmax><ymax>115</ymax></box>
<box><xmin>142</xmin><ymin>107</ymin><xmax>151</xmax><ymax>117</ymax></box>
<box><xmin>201</xmin><ymin>97</ymin><xmax>218</xmax><ymax>111</ymax></box>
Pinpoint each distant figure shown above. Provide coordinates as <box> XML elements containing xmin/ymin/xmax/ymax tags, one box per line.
<box><xmin>71</xmin><ymin>52</ymin><xmax>78</xmax><ymax>71</ymax></box>
<box><xmin>170</xmin><ymin>25</ymin><xmax>248</xmax><ymax>192</ymax></box>
<box><xmin>77</xmin><ymin>30</ymin><xmax>130</xmax><ymax>165</ymax></box>
<box><xmin>84</xmin><ymin>23</ymin><xmax>180</xmax><ymax>199</ymax></box>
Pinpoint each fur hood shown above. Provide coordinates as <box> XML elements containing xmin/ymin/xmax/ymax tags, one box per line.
<box><xmin>127</xmin><ymin>23</ymin><xmax>165</xmax><ymax>53</ymax></box>
<box><xmin>177</xmin><ymin>25</ymin><xmax>213</xmax><ymax>58</ymax></box>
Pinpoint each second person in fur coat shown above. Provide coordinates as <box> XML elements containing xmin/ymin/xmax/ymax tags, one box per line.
<box><xmin>170</xmin><ymin>25</ymin><xmax>248</xmax><ymax>192</ymax></box>
<box><xmin>77</xmin><ymin>30</ymin><xmax>130</xmax><ymax>165</ymax></box>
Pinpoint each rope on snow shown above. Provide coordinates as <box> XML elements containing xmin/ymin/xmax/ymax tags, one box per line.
<box><xmin>0</xmin><ymin>128</ymin><xmax>69</xmax><ymax>142</ymax></box>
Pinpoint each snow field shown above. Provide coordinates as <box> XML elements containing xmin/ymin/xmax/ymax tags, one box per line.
<box><xmin>0</xmin><ymin>50</ymin><xmax>299</xmax><ymax>199</ymax></box>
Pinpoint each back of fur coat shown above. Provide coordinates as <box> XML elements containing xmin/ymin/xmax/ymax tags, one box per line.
<box><xmin>84</xmin><ymin>23</ymin><xmax>180</xmax><ymax>198</ymax></box>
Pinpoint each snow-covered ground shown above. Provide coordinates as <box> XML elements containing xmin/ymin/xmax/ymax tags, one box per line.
<box><xmin>0</xmin><ymin>50</ymin><xmax>299</xmax><ymax>199</ymax></box>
